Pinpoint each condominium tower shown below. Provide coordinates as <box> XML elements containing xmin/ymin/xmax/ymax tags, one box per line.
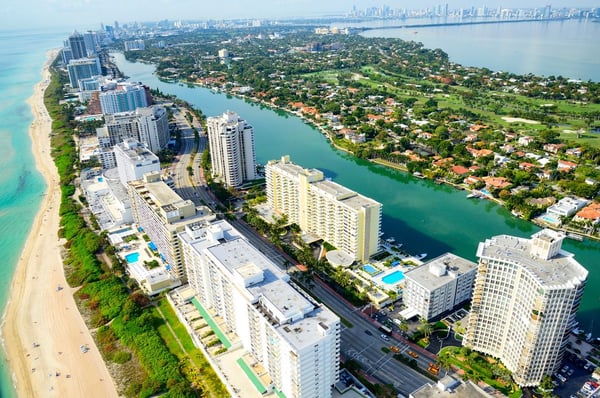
<box><xmin>206</xmin><ymin>111</ymin><xmax>256</xmax><ymax>187</ymax></box>
<box><xmin>99</xmin><ymin>82</ymin><xmax>150</xmax><ymax>114</ymax></box>
<box><xmin>98</xmin><ymin>106</ymin><xmax>169</xmax><ymax>153</ymax></box>
<box><xmin>128</xmin><ymin>172</ymin><xmax>215</xmax><ymax>281</ymax></box>
<box><xmin>113</xmin><ymin>138</ymin><xmax>160</xmax><ymax>187</ymax></box>
<box><xmin>179</xmin><ymin>220</ymin><xmax>340</xmax><ymax>398</ymax></box>
<box><xmin>402</xmin><ymin>253</ymin><xmax>477</xmax><ymax>321</ymax></box>
<box><xmin>463</xmin><ymin>230</ymin><xmax>588</xmax><ymax>386</ymax></box>
<box><xmin>265</xmin><ymin>155</ymin><xmax>381</xmax><ymax>263</ymax></box>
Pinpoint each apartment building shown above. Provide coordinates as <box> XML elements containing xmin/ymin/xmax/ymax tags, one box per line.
<box><xmin>265</xmin><ymin>155</ymin><xmax>381</xmax><ymax>263</ymax></box>
<box><xmin>463</xmin><ymin>229</ymin><xmax>588</xmax><ymax>386</ymax></box>
<box><xmin>179</xmin><ymin>220</ymin><xmax>340</xmax><ymax>398</ymax></box>
<box><xmin>206</xmin><ymin>111</ymin><xmax>256</xmax><ymax>187</ymax></box>
<box><xmin>113</xmin><ymin>138</ymin><xmax>160</xmax><ymax>187</ymax></box>
<box><xmin>98</xmin><ymin>106</ymin><xmax>169</xmax><ymax>153</ymax></box>
<box><xmin>128</xmin><ymin>172</ymin><xmax>215</xmax><ymax>281</ymax></box>
<box><xmin>99</xmin><ymin>82</ymin><xmax>150</xmax><ymax>115</ymax></box>
<box><xmin>403</xmin><ymin>253</ymin><xmax>477</xmax><ymax>321</ymax></box>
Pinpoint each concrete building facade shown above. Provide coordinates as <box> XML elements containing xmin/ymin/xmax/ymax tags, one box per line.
<box><xmin>266</xmin><ymin>155</ymin><xmax>381</xmax><ymax>263</ymax></box>
<box><xmin>99</xmin><ymin>83</ymin><xmax>150</xmax><ymax>114</ymax></box>
<box><xmin>463</xmin><ymin>229</ymin><xmax>588</xmax><ymax>386</ymax></box>
<box><xmin>179</xmin><ymin>220</ymin><xmax>340</xmax><ymax>398</ymax></box>
<box><xmin>207</xmin><ymin>111</ymin><xmax>256</xmax><ymax>187</ymax></box>
<box><xmin>67</xmin><ymin>57</ymin><xmax>101</xmax><ymax>89</ymax></box>
<box><xmin>113</xmin><ymin>138</ymin><xmax>160</xmax><ymax>187</ymax></box>
<box><xmin>128</xmin><ymin>172</ymin><xmax>215</xmax><ymax>281</ymax></box>
<box><xmin>403</xmin><ymin>253</ymin><xmax>477</xmax><ymax>321</ymax></box>
<box><xmin>100</xmin><ymin>106</ymin><xmax>169</xmax><ymax>153</ymax></box>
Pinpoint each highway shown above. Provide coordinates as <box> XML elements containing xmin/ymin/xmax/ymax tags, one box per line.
<box><xmin>167</xmin><ymin>104</ymin><xmax>431</xmax><ymax>396</ymax></box>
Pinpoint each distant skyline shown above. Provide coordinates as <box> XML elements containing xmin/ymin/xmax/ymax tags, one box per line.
<box><xmin>3</xmin><ymin>1</ymin><xmax>598</xmax><ymax>30</ymax></box>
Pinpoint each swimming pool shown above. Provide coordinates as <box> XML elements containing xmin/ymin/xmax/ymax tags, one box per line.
<box><xmin>382</xmin><ymin>270</ymin><xmax>405</xmax><ymax>285</ymax></box>
<box><xmin>125</xmin><ymin>252</ymin><xmax>140</xmax><ymax>263</ymax></box>
<box><xmin>362</xmin><ymin>264</ymin><xmax>378</xmax><ymax>274</ymax></box>
<box><xmin>541</xmin><ymin>214</ymin><xmax>560</xmax><ymax>224</ymax></box>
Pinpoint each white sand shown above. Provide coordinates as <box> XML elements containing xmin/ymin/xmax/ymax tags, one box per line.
<box><xmin>501</xmin><ymin>116</ymin><xmax>540</xmax><ymax>124</ymax></box>
<box><xmin>0</xmin><ymin>50</ymin><xmax>118</xmax><ymax>397</ymax></box>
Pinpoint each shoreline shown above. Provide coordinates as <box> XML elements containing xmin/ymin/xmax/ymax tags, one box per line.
<box><xmin>0</xmin><ymin>50</ymin><xmax>118</xmax><ymax>397</ymax></box>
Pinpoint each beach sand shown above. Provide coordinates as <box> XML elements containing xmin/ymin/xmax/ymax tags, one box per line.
<box><xmin>0</xmin><ymin>50</ymin><xmax>118</xmax><ymax>397</ymax></box>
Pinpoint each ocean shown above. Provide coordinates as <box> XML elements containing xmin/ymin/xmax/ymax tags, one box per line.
<box><xmin>0</xmin><ymin>20</ymin><xmax>598</xmax><ymax>397</ymax></box>
<box><xmin>0</xmin><ymin>27</ymin><xmax>69</xmax><ymax>398</ymax></box>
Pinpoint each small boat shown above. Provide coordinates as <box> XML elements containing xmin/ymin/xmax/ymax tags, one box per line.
<box><xmin>385</xmin><ymin>237</ymin><xmax>396</xmax><ymax>243</ymax></box>
<box><xmin>567</xmin><ymin>233</ymin><xmax>584</xmax><ymax>242</ymax></box>
<box><xmin>416</xmin><ymin>253</ymin><xmax>427</xmax><ymax>260</ymax></box>
<box><xmin>466</xmin><ymin>192</ymin><xmax>481</xmax><ymax>199</ymax></box>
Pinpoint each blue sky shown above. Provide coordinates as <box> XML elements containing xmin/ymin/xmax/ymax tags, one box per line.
<box><xmin>3</xmin><ymin>1</ymin><xmax>598</xmax><ymax>30</ymax></box>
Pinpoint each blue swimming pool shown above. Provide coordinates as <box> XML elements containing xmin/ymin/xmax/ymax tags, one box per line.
<box><xmin>125</xmin><ymin>252</ymin><xmax>140</xmax><ymax>263</ymax></box>
<box><xmin>382</xmin><ymin>270</ymin><xmax>405</xmax><ymax>285</ymax></box>
<box><xmin>362</xmin><ymin>264</ymin><xmax>378</xmax><ymax>274</ymax></box>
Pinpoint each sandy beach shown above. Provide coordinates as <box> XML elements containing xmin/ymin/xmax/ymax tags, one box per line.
<box><xmin>0</xmin><ymin>50</ymin><xmax>118</xmax><ymax>397</ymax></box>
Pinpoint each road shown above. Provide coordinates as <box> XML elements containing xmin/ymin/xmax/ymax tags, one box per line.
<box><xmin>167</xmin><ymin>105</ymin><xmax>431</xmax><ymax>396</ymax></box>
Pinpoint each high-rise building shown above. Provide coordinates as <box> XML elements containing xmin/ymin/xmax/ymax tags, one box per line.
<box><xmin>99</xmin><ymin>106</ymin><xmax>169</xmax><ymax>153</ymax></box>
<box><xmin>83</xmin><ymin>30</ymin><xmax>99</xmax><ymax>56</ymax></box>
<box><xmin>124</xmin><ymin>39</ymin><xmax>146</xmax><ymax>51</ymax></box>
<box><xmin>67</xmin><ymin>57</ymin><xmax>101</xmax><ymax>89</ymax></box>
<box><xmin>463</xmin><ymin>230</ymin><xmax>588</xmax><ymax>386</ymax></box>
<box><xmin>265</xmin><ymin>155</ymin><xmax>381</xmax><ymax>263</ymax></box>
<box><xmin>402</xmin><ymin>253</ymin><xmax>477</xmax><ymax>321</ymax></box>
<box><xmin>99</xmin><ymin>82</ymin><xmax>150</xmax><ymax>114</ymax></box>
<box><xmin>68</xmin><ymin>31</ymin><xmax>87</xmax><ymax>60</ymax></box>
<box><xmin>206</xmin><ymin>111</ymin><xmax>256</xmax><ymax>187</ymax></box>
<box><xmin>128</xmin><ymin>173</ymin><xmax>215</xmax><ymax>281</ymax></box>
<box><xmin>179</xmin><ymin>220</ymin><xmax>340</xmax><ymax>398</ymax></box>
<box><xmin>114</xmin><ymin>139</ymin><xmax>160</xmax><ymax>187</ymax></box>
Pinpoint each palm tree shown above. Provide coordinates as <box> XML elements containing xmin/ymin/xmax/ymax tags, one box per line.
<box><xmin>419</xmin><ymin>317</ymin><xmax>433</xmax><ymax>338</ymax></box>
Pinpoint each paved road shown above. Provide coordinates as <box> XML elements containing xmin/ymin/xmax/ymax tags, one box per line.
<box><xmin>167</xmin><ymin>106</ymin><xmax>431</xmax><ymax>396</ymax></box>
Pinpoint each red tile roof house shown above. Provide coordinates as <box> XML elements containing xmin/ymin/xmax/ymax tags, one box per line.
<box><xmin>574</xmin><ymin>203</ymin><xmax>600</xmax><ymax>225</ymax></box>
<box><xmin>482</xmin><ymin>176</ymin><xmax>511</xmax><ymax>189</ymax></box>
<box><xmin>451</xmin><ymin>165</ymin><xmax>470</xmax><ymax>176</ymax></box>
<box><xmin>557</xmin><ymin>159</ymin><xmax>578</xmax><ymax>171</ymax></box>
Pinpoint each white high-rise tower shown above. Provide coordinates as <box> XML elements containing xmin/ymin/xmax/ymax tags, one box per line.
<box><xmin>206</xmin><ymin>111</ymin><xmax>256</xmax><ymax>187</ymax></box>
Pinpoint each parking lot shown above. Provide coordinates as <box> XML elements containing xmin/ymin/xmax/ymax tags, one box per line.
<box><xmin>553</xmin><ymin>350</ymin><xmax>597</xmax><ymax>397</ymax></box>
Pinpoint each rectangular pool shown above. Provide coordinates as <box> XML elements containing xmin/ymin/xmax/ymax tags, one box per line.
<box><xmin>382</xmin><ymin>270</ymin><xmax>405</xmax><ymax>285</ymax></box>
<box><xmin>362</xmin><ymin>264</ymin><xmax>378</xmax><ymax>275</ymax></box>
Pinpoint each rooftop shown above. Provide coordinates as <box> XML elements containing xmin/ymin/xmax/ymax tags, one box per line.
<box><xmin>476</xmin><ymin>232</ymin><xmax>588</xmax><ymax>288</ymax></box>
<box><xmin>404</xmin><ymin>253</ymin><xmax>477</xmax><ymax>290</ymax></box>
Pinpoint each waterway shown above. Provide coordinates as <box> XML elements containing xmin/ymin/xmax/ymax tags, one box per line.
<box><xmin>113</xmin><ymin>53</ymin><xmax>599</xmax><ymax>335</ymax></box>
<box><xmin>359</xmin><ymin>18</ymin><xmax>600</xmax><ymax>82</ymax></box>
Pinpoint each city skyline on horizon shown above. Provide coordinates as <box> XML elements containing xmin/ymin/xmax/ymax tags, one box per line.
<box><xmin>3</xmin><ymin>1</ymin><xmax>599</xmax><ymax>30</ymax></box>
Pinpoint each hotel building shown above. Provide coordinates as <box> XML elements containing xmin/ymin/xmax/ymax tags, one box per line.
<box><xmin>265</xmin><ymin>155</ymin><xmax>381</xmax><ymax>263</ymax></box>
<box><xmin>128</xmin><ymin>172</ymin><xmax>215</xmax><ymax>281</ymax></box>
<box><xmin>206</xmin><ymin>111</ymin><xmax>256</xmax><ymax>187</ymax></box>
<box><xmin>67</xmin><ymin>57</ymin><xmax>101</xmax><ymax>89</ymax></box>
<box><xmin>179</xmin><ymin>220</ymin><xmax>340</xmax><ymax>397</ymax></box>
<box><xmin>99</xmin><ymin>82</ymin><xmax>150</xmax><ymax>115</ymax></box>
<box><xmin>463</xmin><ymin>230</ymin><xmax>588</xmax><ymax>386</ymax></box>
<box><xmin>99</xmin><ymin>106</ymin><xmax>169</xmax><ymax>153</ymax></box>
<box><xmin>113</xmin><ymin>138</ymin><xmax>160</xmax><ymax>187</ymax></box>
<box><xmin>402</xmin><ymin>253</ymin><xmax>477</xmax><ymax>321</ymax></box>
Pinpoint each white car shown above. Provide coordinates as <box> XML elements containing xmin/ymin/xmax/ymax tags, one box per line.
<box><xmin>380</xmin><ymin>334</ymin><xmax>390</xmax><ymax>341</ymax></box>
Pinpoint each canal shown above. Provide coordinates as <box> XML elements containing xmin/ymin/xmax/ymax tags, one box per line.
<box><xmin>113</xmin><ymin>53</ymin><xmax>599</xmax><ymax>334</ymax></box>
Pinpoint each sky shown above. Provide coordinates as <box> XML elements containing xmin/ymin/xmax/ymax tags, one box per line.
<box><xmin>3</xmin><ymin>1</ymin><xmax>598</xmax><ymax>30</ymax></box>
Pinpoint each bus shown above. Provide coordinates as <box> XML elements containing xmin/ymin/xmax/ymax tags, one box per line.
<box><xmin>379</xmin><ymin>325</ymin><xmax>392</xmax><ymax>335</ymax></box>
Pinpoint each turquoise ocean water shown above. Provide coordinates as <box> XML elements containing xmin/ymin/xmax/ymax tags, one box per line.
<box><xmin>0</xmin><ymin>27</ymin><xmax>68</xmax><ymax>398</ymax></box>
<box><xmin>0</xmin><ymin>20</ymin><xmax>598</xmax><ymax>397</ymax></box>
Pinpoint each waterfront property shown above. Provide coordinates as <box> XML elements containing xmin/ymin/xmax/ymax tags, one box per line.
<box><xmin>464</xmin><ymin>229</ymin><xmax>588</xmax><ymax>387</ymax></box>
<box><xmin>179</xmin><ymin>219</ymin><xmax>341</xmax><ymax>398</ymax></box>
<box><xmin>266</xmin><ymin>155</ymin><xmax>382</xmax><ymax>263</ymax></box>
<box><xmin>402</xmin><ymin>253</ymin><xmax>477</xmax><ymax>322</ymax></box>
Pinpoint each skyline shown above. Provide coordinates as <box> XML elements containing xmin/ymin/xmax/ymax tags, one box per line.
<box><xmin>3</xmin><ymin>1</ymin><xmax>599</xmax><ymax>30</ymax></box>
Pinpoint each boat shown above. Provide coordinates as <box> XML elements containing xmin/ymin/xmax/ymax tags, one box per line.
<box><xmin>385</xmin><ymin>237</ymin><xmax>396</xmax><ymax>243</ymax></box>
<box><xmin>466</xmin><ymin>192</ymin><xmax>481</xmax><ymax>199</ymax></box>
<box><xmin>567</xmin><ymin>233</ymin><xmax>584</xmax><ymax>242</ymax></box>
<box><xmin>416</xmin><ymin>253</ymin><xmax>427</xmax><ymax>260</ymax></box>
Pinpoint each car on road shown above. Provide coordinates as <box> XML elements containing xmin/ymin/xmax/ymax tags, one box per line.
<box><xmin>390</xmin><ymin>345</ymin><xmax>400</xmax><ymax>353</ymax></box>
<box><xmin>364</xmin><ymin>330</ymin><xmax>373</xmax><ymax>336</ymax></box>
<box><xmin>408</xmin><ymin>350</ymin><xmax>419</xmax><ymax>358</ymax></box>
<box><xmin>380</xmin><ymin>334</ymin><xmax>390</xmax><ymax>341</ymax></box>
